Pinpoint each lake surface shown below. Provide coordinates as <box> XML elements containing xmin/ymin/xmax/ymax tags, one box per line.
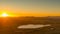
<box><xmin>17</xmin><ymin>24</ymin><xmax>51</xmax><ymax>29</ymax></box>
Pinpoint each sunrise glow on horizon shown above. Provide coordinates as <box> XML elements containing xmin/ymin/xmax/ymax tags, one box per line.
<box><xmin>0</xmin><ymin>0</ymin><xmax>60</xmax><ymax>17</ymax></box>
<box><xmin>2</xmin><ymin>12</ymin><xmax>8</xmax><ymax>17</ymax></box>
<box><xmin>0</xmin><ymin>12</ymin><xmax>16</xmax><ymax>17</ymax></box>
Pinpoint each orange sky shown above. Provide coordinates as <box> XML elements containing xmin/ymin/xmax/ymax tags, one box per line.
<box><xmin>0</xmin><ymin>10</ymin><xmax>60</xmax><ymax>17</ymax></box>
<box><xmin>0</xmin><ymin>0</ymin><xmax>60</xmax><ymax>17</ymax></box>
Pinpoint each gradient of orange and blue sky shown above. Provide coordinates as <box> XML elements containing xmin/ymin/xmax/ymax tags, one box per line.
<box><xmin>0</xmin><ymin>0</ymin><xmax>60</xmax><ymax>17</ymax></box>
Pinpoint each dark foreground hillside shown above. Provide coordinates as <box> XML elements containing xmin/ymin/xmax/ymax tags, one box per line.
<box><xmin>0</xmin><ymin>16</ymin><xmax>60</xmax><ymax>34</ymax></box>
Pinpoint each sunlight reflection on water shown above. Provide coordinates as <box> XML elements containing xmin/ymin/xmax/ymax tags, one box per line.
<box><xmin>17</xmin><ymin>24</ymin><xmax>51</xmax><ymax>29</ymax></box>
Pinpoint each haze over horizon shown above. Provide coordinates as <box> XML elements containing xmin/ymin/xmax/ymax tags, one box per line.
<box><xmin>0</xmin><ymin>0</ymin><xmax>60</xmax><ymax>17</ymax></box>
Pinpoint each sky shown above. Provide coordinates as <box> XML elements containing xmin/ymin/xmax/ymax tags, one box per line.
<box><xmin>0</xmin><ymin>0</ymin><xmax>60</xmax><ymax>16</ymax></box>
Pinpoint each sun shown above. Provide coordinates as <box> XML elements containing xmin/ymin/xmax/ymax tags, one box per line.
<box><xmin>0</xmin><ymin>12</ymin><xmax>16</xmax><ymax>17</ymax></box>
<box><xmin>2</xmin><ymin>12</ymin><xmax>8</xmax><ymax>17</ymax></box>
